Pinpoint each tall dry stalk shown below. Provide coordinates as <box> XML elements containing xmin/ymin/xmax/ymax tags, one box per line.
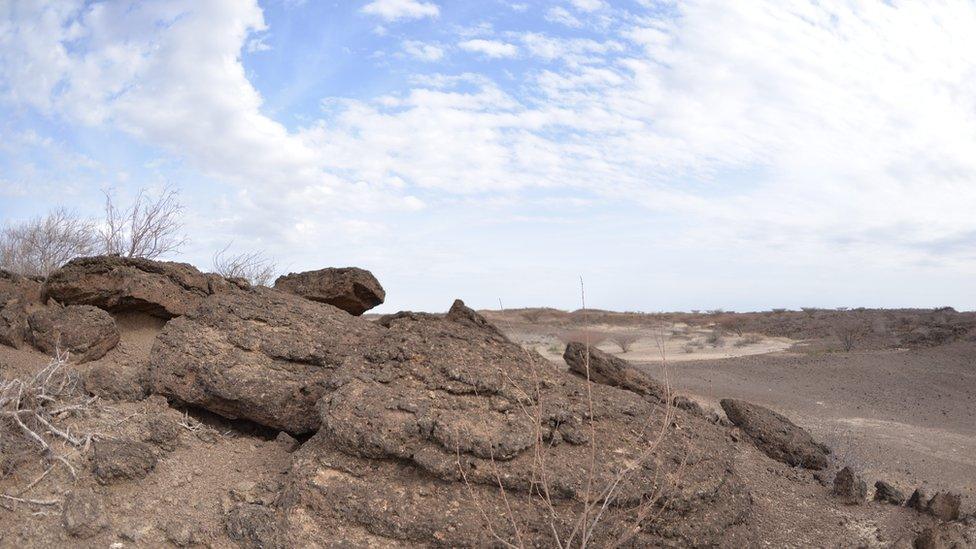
<box><xmin>461</xmin><ymin>280</ymin><xmax>680</xmax><ymax>547</ymax></box>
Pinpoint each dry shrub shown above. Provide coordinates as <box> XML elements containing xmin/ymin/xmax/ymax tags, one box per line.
<box><xmin>832</xmin><ymin>318</ymin><xmax>869</xmax><ymax>352</ymax></box>
<box><xmin>609</xmin><ymin>331</ymin><xmax>641</xmax><ymax>353</ymax></box>
<box><xmin>212</xmin><ymin>244</ymin><xmax>277</xmax><ymax>287</ymax></box>
<box><xmin>705</xmin><ymin>327</ymin><xmax>725</xmax><ymax>347</ymax></box>
<box><xmin>101</xmin><ymin>186</ymin><xmax>187</xmax><ymax>259</ymax></box>
<box><xmin>0</xmin><ymin>351</ymin><xmax>96</xmax><ymax>507</ymax></box>
<box><xmin>0</xmin><ymin>208</ymin><xmax>97</xmax><ymax>278</ymax></box>
<box><xmin>521</xmin><ymin>310</ymin><xmax>544</xmax><ymax>323</ymax></box>
<box><xmin>733</xmin><ymin>333</ymin><xmax>764</xmax><ymax>347</ymax></box>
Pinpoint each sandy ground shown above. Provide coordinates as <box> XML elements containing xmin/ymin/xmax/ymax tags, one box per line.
<box><xmin>511</xmin><ymin>323</ymin><xmax>795</xmax><ymax>363</ymax></box>
<box><xmin>632</xmin><ymin>343</ymin><xmax>976</xmax><ymax>510</ymax></box>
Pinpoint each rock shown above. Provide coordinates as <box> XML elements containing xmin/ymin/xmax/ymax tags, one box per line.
<box><xmin>93</xmin><ymin>439</ymin><xmax>157</xmax><ymax>484</ymax></box>
<box><xmin>907</xmin><ymin>488</ymin><xmax>930</xmax><ymax>511</ymax></box>
<box><xmin>720</xmin><ymin>399</ymin><xmax>830</xmax><ymax>470</ymax></box>
<box><xmin>62</xmin><ymin>488</ymin><xmax>106</xmax><ymax>538</ymax></box>
<box><xmin>274</xmin><ymin>304</ymin><xmax>754</xmax><ymax>547</ymax></box>
<box><xmin>274</xmin><ymin>431</ymin><xmax>299</xmax><ymax>453</ymax></box>
<box><xmin>273</xmin><ymin>267</ymin><xmax>385</xmax><ymax>315</ymax></box>
<box><xmin>0</xmin><ymin>269</ymin><xmax>41</xmax><ymax>349</ymax></box>
<box><xmin>914</xmin><ymin>523</ymin><xmax>968</xmax><ymax>549</ymax></box>
<box><xmin>149</xmin><ymin>287</ymin><xmax>387</xmax><ymax>433</ymax></box>
<box><xmin>832</xmin><ymin>466</ymin><xmax>867</xmax><ymax>505</ymax></box>
<box><xmin>563</xmin><ymin>341</ymin><xmax>666</xmax><ymax>401</ymax></box>
<box><xmin>145</xmin><ymin>415</ymin><xmax>182</xmax><ymax>452</ymax></box>
<box><xmin>44</xmin><ymin>256</ymin><xmax>227</xmax><ymax>318</ymax></box>
<box><xmin>27</xmin><ymin>305</ymin><xmax>120</xmax><ymax>363</ymax></box>
<box><xmin>225</xmin><ymin>504</ymin><xmax>282</xmax><ymax>549</ymax></box>
<box><xmin>873</xmin><ymin>480</ymin><xmax>906</xmax><ymax>505</ymax></box>
<box><xmin>84</xmin><ymin>359</ymin><xmax>148</xmax><ymax>401</ymax></box>
<box><xmin>927</xmin><ymin>492</ymin><xmax>962</xmax><ymax>521</ymax></box>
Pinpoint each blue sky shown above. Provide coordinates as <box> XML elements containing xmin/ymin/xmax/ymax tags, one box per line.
<box><xmin>2</xmin><ymin>0</ymin><xmax>975</xmax><ymax>312</ymax></box>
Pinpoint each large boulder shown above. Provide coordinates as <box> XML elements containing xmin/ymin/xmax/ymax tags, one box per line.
<box><xmin>832</xmin><ymin>466</ymin><xmax>866</xmax><ymax>505</ymax></box>
<box><xmin>275</xmin><ymin>302</ymin><xmax>754</xmax><ymax>547</ymax></box>
<box><xmin>149</xmin><ymin>287</ymin><xmax>387</xmax><ymax>433</ymax></box>
<box><xmin>44</xmin><ymin>256</ymin><xmax>230</xmax><ymax>318</ymax></box>
<box><xmin>273</xmin><ymin>267</ymin><xmax>384</xmax><ymax>315</ymax></box>
<box><xmin>0</xmin><ymin>269</ymin><xmax>42</xmax><ymax>348</ymax></box>
<box><xmin>720</xmin><ymin>398</ymin><xmax>830</xmax><ymax>470</ymax></box>
<box><xmin>27</xmin><ymin>305</ymin><xmax>120</xmax><ymax>363</ymax></box>
<box><xmin>563</xmin><ymin>341</ymin><xmax>666</xmax><ymax>401</ymax></box>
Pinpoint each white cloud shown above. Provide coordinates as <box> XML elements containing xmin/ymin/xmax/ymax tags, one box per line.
<box><xmin>569</xmin><ymin>0</ymin><xmax>606</xmax><ymax>12</ymax></box>
<box><xmin>458</xmin><ymin>39</ymin><xmax>519</xmax><ymax>59</ymax></box>
<box><xmin>545</xmin><ymin>7</ymin><xmax>582</xmax><ymax>28</ymax></box>
<box><xmin>360</xmin><ymin>0</ymin><xmax>439</xmax><ymax>22</ymax></box>
<box><xmin>402</xmin><ymin>40</ymin><xmax>445</xmax><ymax>62</ymax></box>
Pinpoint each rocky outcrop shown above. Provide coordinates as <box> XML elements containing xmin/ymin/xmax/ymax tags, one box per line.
<box><xmin>44</xmin><ymin>256</ymin><xmax>230</xmax><ymax>318</ymax></box>
<box><xmin>273</xmin><ymin>267</ymin><xmax>384</xmax><ymax>316</ymax></box>
<box><xmin>873</xmin><ymin>480</ymin><xmax>906</xmax><ymax>505</ymax></box>
<box><xmin>27</xmin><ymin>305</ymin><xmax>120</xmax><ymax>363</ymax></box>
<box><xmin>720</xmin><ymin>398</ymin><xmax>830</xmax><ymax>469</ymax></box>
<box><xmin>275</xmin><ymin>302</ymin><xmax>754</xmax><ymax>547</ymax></box>
<box><xmin>149</xmin><ymin>287</ymin><xmax>387</xmax><ymax>433</ymax></box>
<box><xmin>927</xmin><ymin>492</ymin><xmax>962</xmax><ymax>521</ymax></box>
<box><xmin>832</xmin><ymin>467</ymin><xmax>866</xmax><ymax>505</ymax></box>
<box><xmin>0</xmin><ymin>269</ymin><xmax>42</xmax><ymax>348</ymax></box>
<box><xmin>563</xmin><ymin>341</ymin><xmax>666</xmax><ymax>401</ymax></box>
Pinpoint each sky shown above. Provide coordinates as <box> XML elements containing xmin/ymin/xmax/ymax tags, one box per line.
<box><xmin>1</xmin><ymin>0</ymin><xmax>975</xmax><ymax>313</ymax></box>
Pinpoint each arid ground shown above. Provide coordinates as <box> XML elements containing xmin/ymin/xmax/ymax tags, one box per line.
<box><xmin>489</xmin><ymin>307</ymin><xmax>976</xmax><ymax>512</ymax></box>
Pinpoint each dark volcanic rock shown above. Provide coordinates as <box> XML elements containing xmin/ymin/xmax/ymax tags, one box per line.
<box><xmin>93</xmin><ymin>439</ymin><xmax>157</xmax><ymax>484</ymax></box>
<box><xmin>27</xmin><ymin>305</ymin><xmax>120</xmax><ymax>363</ymax></box>
<box><xmin>44</xmin><ymin>256</ymin><xmax>227</xmax><ymax>318</ymax></box>
<box><xmin>563</xmin><ymin>341</ymin><xmax>666</xmax><ymax>401</ymax></box>
<box><xmin>720</xmin><ymin>398</ymin><xmax>830</xmax><ymax>470</ymax></box>
<box><xmin>927</xmin><ymin>492</ymin><xmax>962</xmax><ymax>521</ymax></box>
<box><xmin>0</xmin><ymin>269</ymin><xmax>41</xmax><ymax>348</ymax></box>
<box><xmin>225</xmin><ymin>504</ymin><xmax>283</xmax><ymax>549</ymax></box>
<box><xmin>907</xmin><ymin>488</ymin><xmax>930</xmax><ymax>511</ymax></box>
<box><xmin>914</xmin><ymin>523</ymin><xmax>969</xmax><ymax>549</ymax></box>
<box><xmin>61</xmin><ymin>488</ymin><xmax>106</xmax><ymax>539</ymax></box>
<box><xmin>275</xmin><ymin>301</ymin><xmax>754</xmax><ymax>547</ymax></box>
<box><xmin>874</xmin><ymin>480</ymin><xmax>906</xmax><ymax>505</ymax></box>
<box><xmin>832</xmin><ymin>466</ymin><xmax>867</xmax><ymax>505</ymax></box>
<box><xmin>273</xmin><ymin>267</ymin><xmax>384</xmax><ymax>315</ymax></box>
<box><xmin>149</xmin><ymin>287</ymin><xmax>387</xmax><ymax>433</ymax></box>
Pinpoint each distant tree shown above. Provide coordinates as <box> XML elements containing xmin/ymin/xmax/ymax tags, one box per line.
<box><xmin>0</xmin><ymin>208</ymin><xmax>97</xmax><ymax>278</ymax></box>
<box><xmin>610</xmin><ymin>331</ymin><xmax>641</xmax><ymax>353</ymax></box>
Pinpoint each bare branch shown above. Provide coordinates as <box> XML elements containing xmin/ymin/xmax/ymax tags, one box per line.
<box><xmin>100</xmin><ymin>185</ymin><xmax>187</xmax><ymax>259</ymax></box>
<box><xmin>212</xmin><ymin>243</ymin><xmax>277</xmax><ymax>287</ymax></box>
<box><xmin>0</xmin><ymin>208</ymin><xmax>97</xmax><ymax>277</ymax></box>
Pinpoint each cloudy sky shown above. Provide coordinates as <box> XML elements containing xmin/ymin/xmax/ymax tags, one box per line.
<box><xmin>1</xmin><ymin>0</ymin><xmax>975</xmax><ymax>312</ymax></box>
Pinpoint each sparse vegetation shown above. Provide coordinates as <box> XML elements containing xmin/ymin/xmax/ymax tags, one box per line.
<box><xmin>832</xmin><ymin>318</ymin><xmax>869</xmax><ymax>352</ymax></box>
<box><xmin>0</xmin><ymin>209</ymin><xmax>97</xmax><ymax>278</ymax></box>
<box><xmin>705</xmin><ymin>327</ymin><xmax>725</xmax><ymax>347</ymax></box>
<box><xmin>1</xmin><ymin>186</ymin><xmax>188</xmax><ymax>278</ymax></box>
<box><xmin>558</xmin><ymin>328</ymin><xmax>607</xmax><ymax>348</ymax></box>
<box><xmin>212</xmin><ymin>244</ymin><xmax>277</xmax><ymax>287</ymax></box>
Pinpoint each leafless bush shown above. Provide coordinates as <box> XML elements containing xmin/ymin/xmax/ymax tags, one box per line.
<box><xmin>719</xmin><ymin>317</ymin><xmax>744</xmax><ymax>336</ymax></box>
<box><xmin>212</xmin><ymin>244</ymin><xmax>277</xmax><ymax>287</ymax></box>
<box><xmin>832</xmin><ymin>318</ymin><xmax>869</xmax><ymax>352</ymax></box>
<box><xmin>733</xmin><ymin>333</ymin><xmax>764</xmax><ymax>347</ymax></box>
<box><xmin>1</xmin><ymin>351</ymin><xmax>96</xmax><ymax>507</ymax></box>
<box><xmin>609</xmin><ymin>331</ymin><xmax>641</xmax><ymax>353</ymax></box>
<box><xmin>101</xmin><ymin>186</ymin><xmax>187</xmax><ymax>259</ymax></box>
<box><xmin>0</xmin><ymin>209</ymin><xmax>97</xmax><ymax>278</ymax></box>
<box><xmin>705</xmin><ymin>327</ymin><xmax>725</xmax><ymax>347</ymax></box>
